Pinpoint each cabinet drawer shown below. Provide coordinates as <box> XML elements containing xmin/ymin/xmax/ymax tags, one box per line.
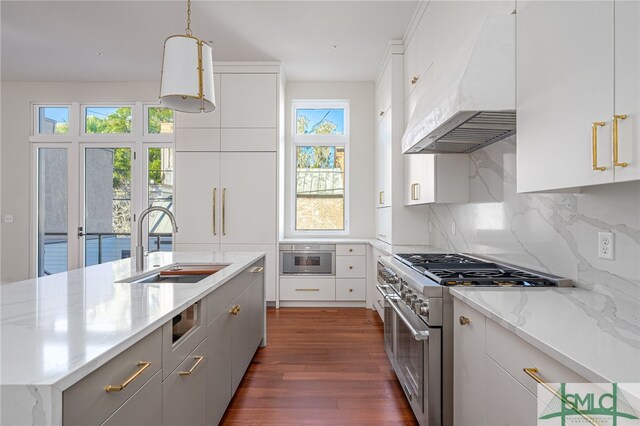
<box><xmin>336</xmin><ymin>244</ymin><xmax>366</xmax><ymax>256</ymax></box>
<box><xmin>485</xmin><ymin>319</ymin><xmax>587</xmax><ymax>396</ymax></box>
<box><xmin>100</xmin><ymin>370</ymin><xmax>162</xmax><ymax>426</ymax></box>
<box><xmin>207</xmin><ymin>260</ymin><xmax>262</xmax><ymax>324</ymax></box>
<box><xmin>279</xmin><ymin>277</ymin><xmax>335</xmax><ymax>301</ymax></box>
<box><xmin>336</xmin><ymin>279</ymin><xmax>366</xmax><ymax>301</ymax></box>
<box><xmin>336</xmin><ymin>256</ymin><xmax>366</xmax><ymax>278</ymax></box>
<box><xmin>162</xmin><ymin>300</ymin><xmax>206</xmax><ymax>380</ymax></box>
<box><xmin>163</xmin><ymin>338</ymin><xmax>207</xmax><ymax>426</ymax></box>
<box><xmin>175</xmin><ymin>128</ymin><xmax>221</xmax><ymax>152</ymax></box>
<box><xmin>63</xmin><ymin>328</ymin><xmax>162</xmax><ymax>426</ymax></box>
<box><xmin>221</xmin><ymin>128</ymin><xmax>276</xmax><ymax>151</ymax></box>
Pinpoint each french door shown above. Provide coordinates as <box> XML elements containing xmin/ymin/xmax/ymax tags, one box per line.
<box><xmin>34</xmin><ymin>143</ymin><xmax>174</xmax><ymax>276</ymax></box>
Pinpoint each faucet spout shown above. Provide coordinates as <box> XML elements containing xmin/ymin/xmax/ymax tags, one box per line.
<box><xmin>136</xmin><ymin>206</ymin><xmax>178</xmax><ymax>271</ymax></box>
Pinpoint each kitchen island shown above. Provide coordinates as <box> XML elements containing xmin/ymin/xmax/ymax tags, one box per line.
<box><xmin>0</xmin><ymin>251</ymin><xmax>266</xmax><ymax>425</ymax></box>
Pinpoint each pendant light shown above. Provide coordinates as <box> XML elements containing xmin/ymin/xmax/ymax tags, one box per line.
<box><xmin>159</xmin><ymin>0</ymin><xmax>215</xmax><ymax>113</ymax></box>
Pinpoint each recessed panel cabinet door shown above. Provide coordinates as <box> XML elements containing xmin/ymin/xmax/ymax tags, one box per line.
<box><xmin>206</xmin><ymin>307</ymin><xmax>233</xmax><ymax>426</ymax></box>
<box><xmin>517</xmin><ymin>1</ymin><xmax>614</xmax><ymax>192</ymax></box>
<box><xmin>376</xmin><ymin>110</ymin><xmax>392</xmax><ymax>208</ymax></box>
<box><xmin>221</xmin><ymin>74</ymin><xmax>277</xmax><ymax>128</ymax></box>
<box><xmin>219</xmin><ymin>152</ymin><xmax>276</xmax><ymax>244</ymax></box>
<box><xmin>614</xmin><ymin>0</ymin><xmax>640</xmax><ymax>182</ymax></box>
<box><xmin>175</xmin><ymin>152</ymin><xmax>220</xmax><ymax>245</ymax></box>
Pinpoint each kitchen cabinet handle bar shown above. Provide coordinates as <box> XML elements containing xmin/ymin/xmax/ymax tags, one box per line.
<box><xmin>222</xmin><ymin>188</ymin><xmax>226</xmax><ymax>235</ymax></box>
<box><xmin>523</xmin><ymin>368</ymin><xmax>600</xmax><ymax>426</ymax></box>
<box><xmin>591</xmin><ymin>121</ymin><xmax>606</xmax><ymax>171</ymax></box>
<box><xmin>251</xmin><ymin>266</ymin><xmax>264</xmax><ymax>273</ymax></box>
<box><xmin>379</xmin><ymin>191</ymin><xmax>384</xmax><ymax>205</ymax></box>
<box><xmin>212</xmin><ymin>188</ymin><xmax>217</xmax><ymax>235</ymax></box>
<box><xmin>295</xmin><ymin>288</ymin><xmax>320</xmax><ymax>291</ymax></box>
<box><xmin>179</xmin><ymin>356</ymin><xmax>204</xmax><ymax>376</ymax></box>
<box><xmin>104</xmin><ymin>361</ymin><xmax>151</xmax><ymax>392</ymax></box>
<box><xmin>385</xmin><ymin>296</ymin><xmax>429</xmax><ymax>341</ymax></box>
<box><xmin>613</xmin><ymin>114</ymin><xmax>629</xmax><ymax>167</ymax></box>
<box><xmin>411</xmin><ymin>183</ymin><xmax>420</xmax><ymax>201</ymax></box>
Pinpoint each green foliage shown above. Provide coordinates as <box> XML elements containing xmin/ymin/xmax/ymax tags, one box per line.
<box><xmin>297</xmin><ymin>146</ymin><xmax>333</xmax><ymax>169</ymax></box>
<box><xmin>296</xmin><ymin>115</ymin><xmax>337</xmax><ymax>135</ymax></box>
<box><xmin>148</xmin><ymin>108</ymin><xmax>174</xmax><ymax>134</ymax></box>
<box><xmin>148</xmin><ymin>148</ymin><xmax>162</xmax><ymax>183</ymax></box>
<box><xmin>112</xmin><ymin>148</ymin><xmax>131</xmax><ymax>188</ymax></box>
<box><xmin>54</xmin><ymin>122</ymin><xmax>69</xmax><ymax>134</ymax></box>
<box><xmin>85</xmin><ymin>107</ymin><xmax>132</xmax><ymax>134</ymax></box>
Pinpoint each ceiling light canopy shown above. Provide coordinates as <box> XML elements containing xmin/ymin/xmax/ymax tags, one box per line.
<box><xmin>159</xmin><ymin>0</ymin><xmax>215</xmax><ymax>113</ymax></box>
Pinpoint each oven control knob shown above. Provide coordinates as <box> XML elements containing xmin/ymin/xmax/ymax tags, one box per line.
<box><xmin>419</xmin><ymin>302</ymin><xmax>430</xmax><ymax>316</ymax></box>
<box><xmin>413</xmin><ymin>299</ymin><xmax>423</xmax><ymax>312</ymax></box>
<box><xmin>405</xmin><ymin>293</ymin><xmax>417</xmax><ymax>304</ymax></box>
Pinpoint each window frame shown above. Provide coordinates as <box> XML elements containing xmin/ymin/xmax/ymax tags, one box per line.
<box><xmin>80</xmin><ymin>103</ymin><xmax>136</xmax><ymax>140</ymax></box>
<box><xmin>143</xmin><ymin>104</ymin><xmax>174</xmax><ymax>141</ymax></box>
<box><xmin>290</xmin><ymin>100</ymin><xmax>350</xmax><ymax>235</ymax></box>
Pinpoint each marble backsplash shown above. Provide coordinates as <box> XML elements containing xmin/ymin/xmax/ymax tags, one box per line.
<box><xmin>428</xmin><ymin>137</ymin><xmax>640</xmax><ymax>301</ymax></box>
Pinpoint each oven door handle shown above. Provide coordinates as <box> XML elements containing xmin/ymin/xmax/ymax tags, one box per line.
<box><xmin>375</xmin><ymin>284</ymin><xmax>392</xmax><ymax>297</ymax></box>
<box><xmin>386</xmin><ymin>296</ymin><xmax>430</xmax><ymax>341</ymax></box>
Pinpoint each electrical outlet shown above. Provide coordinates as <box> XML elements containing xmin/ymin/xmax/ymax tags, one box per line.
<box><xmin>4</xmin><ymin>215</ymin><xmax>13</xmax><ymax>224</ymax></box>
<box><xmin>598</xmin><ymin>232</ymin><xmax>614</xmax><ymax>260</ymax></box>
<box><xmin>451</xmin><ymin>222</ymin><xmax>456</xmax><ymax>236</ymax></box>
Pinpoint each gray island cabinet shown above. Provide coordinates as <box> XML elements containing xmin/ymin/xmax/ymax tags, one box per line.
<box><xmin>0</xmin><ymin>251</ymin><xmax>266</xmax><ymax>426</ymax></box>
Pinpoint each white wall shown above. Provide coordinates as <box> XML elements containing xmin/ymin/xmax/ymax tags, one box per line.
<box><xmin>0</xmin><ymin>82</ymin><xmax>159</xmax><ymax>282</ymax></box>
<box><xmin>284</xmin><ymin>81</ymin><xmax>375</xmax><ymax>238</ymax></box>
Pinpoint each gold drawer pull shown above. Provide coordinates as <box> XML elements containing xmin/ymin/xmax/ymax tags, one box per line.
<box><xmin>592</xmin><ymin>121</ymin><xmax>607</xmax><ymax>171</ymax></box>
<box><xmin>411</xmin><ymin>183</ymin><xmax>420</xmax><ymax>201</ymax></box>
<box><xmin>349</xmin><ymin>248</ymin><xmax>353</xmax><ymax>252</ymax></box>
<box><xmin>379</xmin><ymin>111</ymin><xmax>384</xmax><ymax>116</ymax></box>
<box><xmin>459</xmin><ymin>316</ymin><xmax>470</xmax><ymax>325</ymax></box>
<box><xmin>613</xmin><ymin>114</ymin><xmax>629</xmax><ymax>167</ymax></box>
<box><xmin>179</xmin><ymin>356</ymin><xmax>204</xmax><ymax>376</ymax></box>
<box><xmin>212</xmin><ymin>188</ymin><xmax>217</xmax><ymax>235</ymax></box>
<box><xmin>349</xmin><ymin>266</ymin><xmax>353</xmax><ymax>270</ymax></box>
<box><xmin>104</xmin><ymin>361</ymin><xmax>151</xmax><ymax>392</ymax></box>
<box><xmin>349</xmin><ymin>288</ymin><xmax>353</xmax><ymax>293</ymax></box>
<box><xmin>379</xmin><ymin>191</ymin><xmax>384</xmax><ymax>205</ymax></box>
<box><xmin>251</xmin><ymin>266</ymin><xmax>264</xmax><ymax>273</ymax></box>
<box><xmin>523</xmin><ymin>368</ymin><xmax>599</xmax><ymax>426</ymax></box>
<box><xmin>411</xmin><ymin>76</ymin><xmax>419</xmax><ymax>85</ymax></box>
<box><xmin>229</xmin><ymin>305</ymin><xmax>241</xmax><ymax>315</ymax></box>
<box><xmin>295</xmin><ymin>288</ymin><xmax>320</xmax><ymax>292</ymax></box>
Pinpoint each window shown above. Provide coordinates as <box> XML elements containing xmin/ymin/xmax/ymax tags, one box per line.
<box><xmin>147</xmin><ymin>107</ymin><xmax>174</xmax><ymax>134</ymax></box>
<box><xmin>37</xmin><ymin>106</ymin><xmax>69</xmax><ymax>134</ymax></box>
<box><xmin>147</xmin><ymin>147</ymin><xmax>174</xmax><ymax>251</ymax></box>
<box><xmin>84</xmin><ymin>106</ymin><xmax>132</xmax><ymax>134</ymax></box>
<box><xmin>292</xmin><ymin>101</ymin><xmax>349</xmax><ymax>232</ymax></box>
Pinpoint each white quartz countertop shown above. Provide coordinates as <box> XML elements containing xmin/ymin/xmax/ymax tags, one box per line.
<box><xmin>450</xmin><ymin>287</ymin><xmax>640</xmax><ymax>384</ymax></box>
<box><xmin>0</xmin><ymin>251</ymin><xmax>264</xmax><ymax>390</ymax></box>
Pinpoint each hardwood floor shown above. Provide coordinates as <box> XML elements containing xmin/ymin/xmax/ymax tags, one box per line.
<box><xmin>220</xmin><ymin>307</ymin><xmax>418</xmax><ymax>425</ymax></box>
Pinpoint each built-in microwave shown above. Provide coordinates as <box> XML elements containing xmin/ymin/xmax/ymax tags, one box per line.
<box><xmin>279</xmin><ymin>244</ymin><xmax>335</xmax><ymax>275</ymax></box>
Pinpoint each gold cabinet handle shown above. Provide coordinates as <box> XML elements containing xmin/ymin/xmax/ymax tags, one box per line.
<box><xmin>379</xmin><ymin>191</ymin><xmax>384</xmax><ymax>205</ymax></box>
<box><xmin>104</xmin><ymin>361</ymin><xmax>151</xmax><ymax>392</ymax></box>
<box><xmin>229</xmin><ymin>305</ymin><xmax>240</xmax><ymax>315</ymax></box>
<box><xmin>523</xmin><ymin>368</ymin><xmax>599</xmax><ymax>426</ymax></box>
<box><xmin>212</xmin><ymin>188</ymin><xmax>217</xmax><ymax>235</ymax></box>
<box><xmin>411</xmin><ymin>76</ymin><xmax>419</xmax><ymax>84</ymax></box>
<box><xmin>613</xmin><ymin>114</ymin><xmax>629</xmax><ymax>167</ymax></box>
<box><xmin>349</xmin><ymin>288</ymin><xmax>353</xmax><ymax>293</ymax></box>
<box><xmin>222</xmin><ymin>188</ymin><xmax>226</xmax><ymax>235</ymax></box>
<box><xmin>379</xmin><ymin>111</ymin><xmax>384</xmax><ymax>117</ymax></box>
<box><xmin>459</xmin><ymin>316</ymin><xmax>470</xmax><ymax>325</ymax></box>
<box><xmin>411</xmin><ymin>183</ymin><xmax>420</xmax><ymax>201</ymax></box>
<box><xmin>349</xmin><ymin>265</ymin><xmax>353</xmax><ymax>269</ymax></box>
<box><xmin>592</xmin><ymin>121</ymin><xmax>607</xmax><ymax>171</ymax></box>
<box><xmin>179</xmin><ymin>356</ymin><xmax>204</xmax><ymax>376</ymax></box>
<box><xmin>295</xmin><ymin>288</ymin><xmax>320</xmax><ymax>292</ymax></box>
<box><xmin>251</xmin><ymin>266</ymin><xmax>264</xmax><ymax>273</ymax></box>
<box><xmin>349</xmin><ymin>248</ymin><xmax>353</xmax><ymax>252</ymax></box>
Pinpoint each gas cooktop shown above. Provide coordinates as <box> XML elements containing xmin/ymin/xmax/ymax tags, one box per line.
<box><xmin>394</xmin><ymin>253</ymin><xmax>565</xmax><ymax>287</ymax></box>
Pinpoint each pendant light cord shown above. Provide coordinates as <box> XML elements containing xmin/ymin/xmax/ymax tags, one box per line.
<box><xmin>185</xmin><ymin>0</ymin><xmax>192</xmax><ymax>36</ymax></box>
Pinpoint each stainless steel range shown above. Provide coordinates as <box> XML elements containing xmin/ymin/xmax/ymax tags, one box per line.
<box><xmin>376</xmin><ymin>253</ymin><xmax>571</xmax><ymax>426</ymax></box>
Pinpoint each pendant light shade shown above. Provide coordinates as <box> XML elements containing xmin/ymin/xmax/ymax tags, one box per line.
<box><xmin>159</xmin><ymin>0</ymin><xmax>215</xmax><ymax>113</ymax></box>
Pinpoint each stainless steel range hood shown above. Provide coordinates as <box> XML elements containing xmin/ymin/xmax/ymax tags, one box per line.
<box><xmin>402</xmin><ymin>15</ymin><xmax>515</xmax><ymax>154</ymax></box>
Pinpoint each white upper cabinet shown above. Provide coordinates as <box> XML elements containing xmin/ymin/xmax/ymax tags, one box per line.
<box><xmin>403</xmin><ymin>34</ymin><xmax>418</xmax><ymax>100</ymax></box>
<box><xmin>376</xmin><ymin>107</ymin><xmax>392</xmax><ymax>208</ymax></box>
<box><xmin>517</xmin><ymin>0</ymin><xmax>639</xmax><ymax>192</ymax></box>
<box><xmin>375</xmin><ymin>62</ymin><xmax>392</xmax><ymax>122</ymax></box>
<box><xmin>175</xmin><ymin>74</ymin><xmax>221</xmax><ymax>128</ymax></box>
<box><xmin>614</xmin><ymin>0</ymin><xmax>640</xmax><ymax>183</ymax></box>
<box><xmin>221</xmin><ymin>74</ymin><xmax>277</xmax><ymax>128</ymax></box>
<box><xmin>403</xmin><ymin>154</ymin><xmax>469</xmax><ymax>206</ymax></box>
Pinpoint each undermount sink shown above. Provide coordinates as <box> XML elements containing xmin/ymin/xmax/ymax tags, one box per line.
<box><xmin>120</xmin><ymin>263</ymin><xmax>228</xmax><ymax>284</ymax></box>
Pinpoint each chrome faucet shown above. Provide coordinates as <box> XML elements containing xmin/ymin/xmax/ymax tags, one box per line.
<box><xmin>136</xmin><ymin>206</ymin><xmax>178</xmax><ymax>271</ymax></box>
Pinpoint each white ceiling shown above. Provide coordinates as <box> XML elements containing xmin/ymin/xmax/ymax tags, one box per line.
<box><xmin>1</xmin><ymin>1</ymin><xmax>417</xmax><ymax>82</ymax></box>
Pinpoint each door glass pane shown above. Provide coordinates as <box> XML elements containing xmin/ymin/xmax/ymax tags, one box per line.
<box><xmin>84</xmin><ymin>106</ymin><xmax>132</xmax><ymax>134</ymax></box>
<box><xmin>38</xmin><ymin>107</ymin><xmax>69</xmax><ymax>134</ymax></box>
<box><xmin>295</xmin><ymin>146</ymin><xmax>345</xmax><ymax>230</ymax></box>
<box><xmin>84</xmin><ymin>147</ymin><xmax>131</xmax><ymax>266</ymax></box>
<box><xmin>148</xmin><ymin>107</ymin><xmax>174</xmax><ymax>134</ymax></box>
<box><xmin>147</xmin><ymin>147</ymin><xmax>174</xmax><ymax>252</ymax></box>
<box><xmin>296</xmin><ymin>108</ymin><xmax>345</xmax><ymax>135</ymax></box>
<box><xmin>37</xmin><ymin>148</ymin><xmax>68</xmax><ymax>276</ymax></box>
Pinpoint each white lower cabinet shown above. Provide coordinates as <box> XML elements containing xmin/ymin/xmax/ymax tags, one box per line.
<box><xmin>162</xmin><ymin>339</ymin><xmax>207</xmax><ymax>426</ymax></box>
<box><xmin>453</xmin><ymin>298</ymin><xmax>589</xmax><ymax>426</ymax></box>
<box><xmin>336</xmin><ymin>278</ymin><xmax>366</xmax><ymax>301</ymax></box>
<box><xmin>279</xmin><ymin>276</ymin><xmax>336</xmax><ymax>301</ymax></box>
